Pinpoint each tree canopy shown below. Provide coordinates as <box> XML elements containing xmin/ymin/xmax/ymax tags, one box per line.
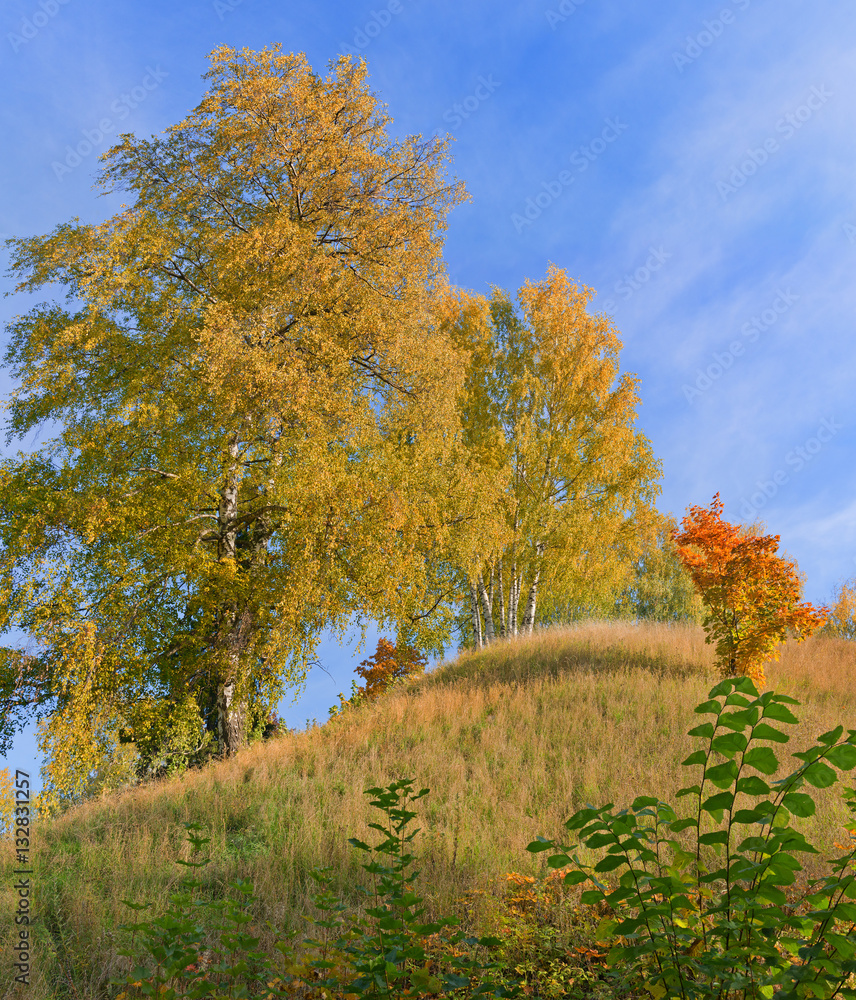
<box><xmin>0</xmin><ymin>45</ymin><xmax>495</xmax><ymax>812</ymax></box>
<box><xmin>431</xmin><ymin>268</ymin><xmax>663</xmax><ymax>647</ymax></box>
<box><xmin>0</xmin><ymin>46</ymin><xmax>668</xmax><ymax>816</ymax></box>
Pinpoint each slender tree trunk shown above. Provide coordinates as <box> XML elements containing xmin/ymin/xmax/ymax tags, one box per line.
<box><xmin>496</xmin><ymin>562</ymin><xmax>506</xmax><ymax>639</ymax></box>
<box><xmin>508</xmin><ymin>509</ymin><xmax>520</xmax><ymax>637</ymax></box>
<box><xmin>216</xmin><ymin>434</ymin><xmax>249</xmax><ymax>756</ymax></box>
<box><xmin>522</xmin><ymin>542</ymin><xmax>546</xmax><ymax>636</ymax></box>
<box><xmin>477</xmin><ymin>570</ymin><xmax>496</xmax><ymax>644</ymax></box>
<box><xmin>509</xmin><ymin>568</ymin><xmax>523</xmax><ymax>636</ymax></box>
<box><xmin>469</xmin><ymin>580</ymin><xmax>483</xmax><ymax>650</ymax></box>
<box><xmin>520</xmin><ymin>543</ymin><xmax>545</xmax><ymax>635</ymax></box>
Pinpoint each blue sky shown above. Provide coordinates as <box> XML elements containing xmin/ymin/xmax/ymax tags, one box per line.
<box><xmin>2</xmin><ymin>0</ymin><xmax>855</xmax><ymax>793</ymax></box>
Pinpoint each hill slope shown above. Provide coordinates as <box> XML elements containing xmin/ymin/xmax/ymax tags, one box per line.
<box><xmin>3</xmin><ymin>620</ymin><xmax>856</xmax><ymax>999</ymax></box>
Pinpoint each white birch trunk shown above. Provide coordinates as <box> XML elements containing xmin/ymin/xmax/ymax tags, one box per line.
<box><xmin>520</xmin><ymin>543</ymin><xmax>545</xmax><ymax>636</ymax></box>
<box><xmin>496</xmin><ymin>562</ymin><xmax>506</xmax><ymax>639</ymax></box>
<box><xmin>216</xmin><ymin>434</ymin><xmax>248</xmax><ymax>756</ymax></box>
<box><xmin>509</xmin><ymin>568</ymin><xmax>522</xmax><ymax>636</ymax></box>
<box><xmin>469</xmin><ymin>580</ymin><xmax>483</xmax><ymax>650</ymax></box>
<box><xmin>508</xmin><ymin>509</ymin><xmax>520</xmax><ymax>637</ymax></box>
<box><xmin>477</xmin><ymin>571</ymin><xmax>496</xmax><ymax>644</ymax></box>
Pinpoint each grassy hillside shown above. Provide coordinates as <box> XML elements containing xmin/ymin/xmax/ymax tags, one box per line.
<box><xmin>3</xmin><ymin>620</ymin><xmax>856</xmax><ymax>999</ymax></box>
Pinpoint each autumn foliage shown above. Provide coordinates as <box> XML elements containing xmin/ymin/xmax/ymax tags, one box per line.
<box><xmin>354</xmin><ymin>637</ymin><xmax>428</xmax><ymax>703</ymax></box>
<box><xmin>672</xmin><ymin>493</ymin><xmax>828</xmax><ymax>686</ymax></box>
<box><xmin>821</xmin><ymin>577</ymin><xmax>856</xmax><ymax>640</ymax></box>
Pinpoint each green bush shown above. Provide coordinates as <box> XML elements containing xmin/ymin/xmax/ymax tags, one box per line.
<box><xmin>110</xmin><ymin>780</ymin><xmax>525</xmax><ymax>1000</ymax></box>
<box><xmin>527</xmin><ymin>675</ymin><xmax>856</xmax><ymax>1000</ymax></box>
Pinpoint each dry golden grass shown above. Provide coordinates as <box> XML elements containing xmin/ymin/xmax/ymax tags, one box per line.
<box><xmin>2</xmin><ymin>619</ymin><xmax>855</xmax><ymax>999</ymax></box>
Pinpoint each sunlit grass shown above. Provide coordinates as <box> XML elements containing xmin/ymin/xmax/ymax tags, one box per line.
<box><xmin>2</xmin><ymin>618</ymin><xmax>855</xmax><ymax>998</ymax></box>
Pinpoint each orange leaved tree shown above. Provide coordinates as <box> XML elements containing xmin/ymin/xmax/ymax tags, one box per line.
<box><xmin>354</xmin><ymin>638</ymin><xmax>429</xmax><ymax>703</ymax></box>
<box><xmin>672</xmin><ymin>493</ymin><xmax>828</xmax><ymax>686</ymax></box>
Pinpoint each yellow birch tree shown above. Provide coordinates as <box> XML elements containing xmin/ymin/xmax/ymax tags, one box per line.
<box><xmin>432</xmin><ymin>267</ymin><xmax>662</xmax><ymax>647</ymax></box>
<box><xmin>0</xmin><ymin>45</ymin><xmax>490</xmax><ymax>811</ymax></box>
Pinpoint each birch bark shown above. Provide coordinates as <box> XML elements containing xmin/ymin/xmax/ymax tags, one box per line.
<box><xmin>520</xmin><ymin>542</ymin><xmax>545</xmax><ymax>635</ymax></box>
<box><xmin>216</xmin><ymin>434</ymin><xmax>249</xmax><ymax>756</ymax></box>
<box><xmin>469</xmin><ymin>580</ymin><xmax>483</xmax><ymax>650</ymax></box>
<box><xmin>477</xmin><ymin>571</ymin><xmax>496</xmax><ymax>644</ymax></box>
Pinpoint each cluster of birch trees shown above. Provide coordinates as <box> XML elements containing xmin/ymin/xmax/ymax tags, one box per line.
<box><xmin>0</xmin><ymin>45</ymin><xmax>681</xmax><ymax>812</ymax></box>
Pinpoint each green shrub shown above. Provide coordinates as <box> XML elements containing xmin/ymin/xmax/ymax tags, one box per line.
<box><xmin>110</xmin><ymin>780</ymin><xmax>525</xmax><ymax>1000</ymax></box>
<box><xmin>527</xmin><ymin>675</ymin><xmax>856</xmax><ymax>1000</ymax></box>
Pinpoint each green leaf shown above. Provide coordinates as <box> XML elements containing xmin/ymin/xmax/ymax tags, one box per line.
<box><xmin>735</xmin><ymin>775</ymin><xmax>771</xmax><ymax>796</ymax></box>
<box><xmin>668</xmin><ymin>817</ymin><xmax>697</xmax><ymax>833</ymax></box>
<box><xmin>781</xmin><ymin>791</ymin><xmax>815</xmax><ymax>818</ymax></box>
<box><xmin>694</xmin><ymin>699</ymin><xmax>722</xmax><ymax>716</ymax></box>
<box><xmin>827</xmin><ymin>743</ymin><xmax>856</xmax><ymax>770</ymax></box>
<box><xmin>526</xmin><ymin>838</ymin><xmax>557</xmax><ymax>853</ymax></box>
<box><xmin>580</xmin><ymin>889</ymin><xmax>607</xmax><ymax>905</ymax></box>
<box><xmin>710</xmin><ymin>732</ymin><xmax>747</xmax><ymax>756</ymax></box>
<box><xmin>698</xmin><ymin>831</ymin><xmax>729</xmax><ymax>846</ymax></box>
<box><xmin>762</xmin><ymin>702</ymin><xmax>800</xmax><ymax>725</ymax></box>
<box><xmin>724</xmin><ymin>692</ymin><xmax>752</xmax><ymax>707</ymax></box>
<box><xmin>816</xmin><ymin>725</ymin><xmax>845</xmax><ymax>747</ymax></box>
<box><xmin>798</xmin><ymin>980</ymin><xmax>831</xmax><ymax>998</ymax></box>
<box><xmin>736</xmin><ymin>835</ymin><xmax>768</xmax><ymax>853</ymax></box>
<box><xmin>594</xmin><ymin>855</ymin><xmax>629</xmax><ymax>873</ymax></box>
<box><xmin>744</xmin><ymin>746</ymin><xmax>779</xmax><ymax>774</ymax></box>
<box><xmin>586</xmin><ymin>833</ymin><xmax>618</xmax><ymax>849</ymax></box>
<box><xmin>564</xmin><ymin>808</ymin><xmax>601</xmax><ymax>831</ymax></box>
<box><xmin>771</xmin><ymin>829</ymin><xmax>820</xmax><ymax>855</ymax></box>
<box><xmin>766</xmin><ymin>690</ymin><xmax>801</xmax><ymax>706</ymax></box>
<box><xmin>792</xmin><ymin>746</ymin><xmax>824</xmax><ymax>764</ymax></box>
<box><xmin>631</xmin><ymin>796</ymin><xmax>660</xmax><ymax>810</ymax></box>
<box><xmin>676</xmin><ymin>784</ymin><xmax>701</xmax><ymax>799</ymax></box>
<box><xmin>719</xmin><ymin>709</ymin><xmax>757</xmax><ymax>732</ymax></box>
<box><xmin>802</xmin><ymin>761</ymin><xmax>837</xmax><ymax>788</ymax></box>
<box><xmin>561</xmin><ymin>871</ymin><xmax>590</xmax><ymax>885</ymax></box>
<box><xmin>605</xmin><ymin>886</ymin><xmax>636</xmax><ymax>906</ymax></box>
<box><xmin>732</xmin><ymin>807</ymin><xmax>768</xmax><ymax>824</ymax></box>
<box><xmin>545</xmin><ymin>853</ymin><xmax>574</xmax><ymax>868</ymax></box>
<box><xmin>733</xmin><ymin>676</ymin><xmax>760</xmax><ymax>697</ymax></box>
<box><xmin>709</xmin><ymin>677</ymin><xmax>754</xmax><ymax>699</ymax></box>
<box><xmin>702</xmin><ymin>791</ymin><xmax>734</xmax><ymax>813</ymax></box>
<box><xmin>753</xmin><ymin>722</ymin><xmax>789</xmax><ymax>744</ymax></box>
<box><xmin>681</xmin><ymin>750</ymin><xmax>707</xmax><ymax>767</ymax></box>
<box><xmin>688</xmin><ymin>722</ymin><xmax>715</xmax><ymax>739</ymax></box>
<box><xmin>654</xmin><ymin>803</ymin><xmax>676</xmax><ymax>824</ymax></box>
<box><xmin>824</xmin><ymin>932</ymin><xmax>856</xmax><ymax>960</ymax></box>
<box><xmin>705</xmin><ymin>760</ymin><xmax>738</xmax><ymax>788</ymax></box>
<box><xmin>754</xmin><ymin>883</ymin><xmax>787</xmax><ymax>905</ymax></box>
